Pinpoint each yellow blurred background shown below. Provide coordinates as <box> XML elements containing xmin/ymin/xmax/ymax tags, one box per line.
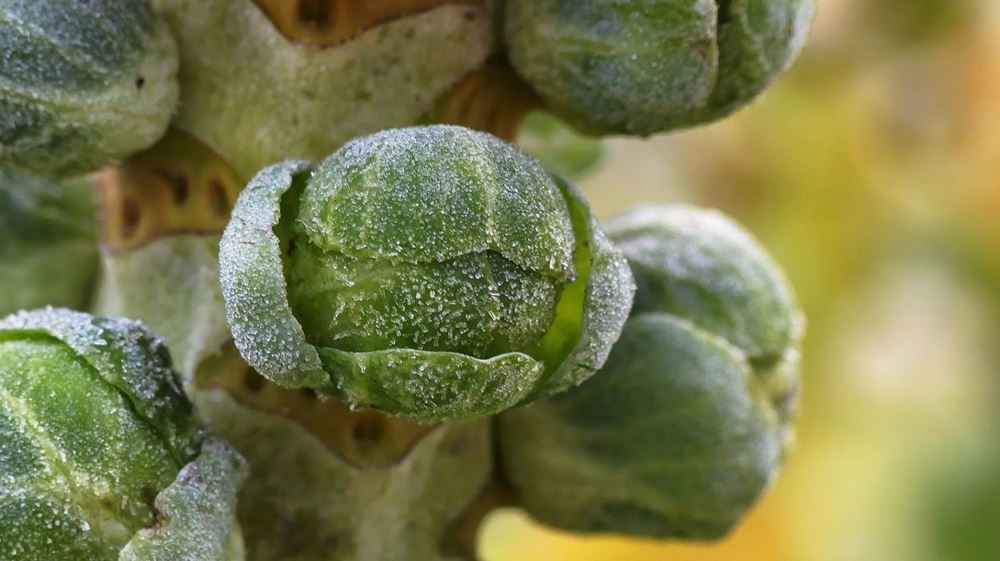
<box><xmin>483</xmin><ymin>1</ymin><xmax>1000</xmax><ymax>559</ymax></box>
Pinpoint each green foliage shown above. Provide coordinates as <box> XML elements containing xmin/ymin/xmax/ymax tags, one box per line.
<box><xmin>0</xmin><ymin>0</ymin><xmax>178</xmax><ymax>177</ymax></box>
<box><xmin>499</xmin><ymin>205</ymin><xmax>802</xmax><ymax>540</ymax></box>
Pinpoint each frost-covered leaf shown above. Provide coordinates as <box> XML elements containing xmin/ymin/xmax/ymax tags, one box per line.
<box><xmin>119</xmin><ymin>439</ymin><xmax>247</xmax><ymax>561</ymax></box>
<box><xmin>219</xmin><ymin>161</ymin><xmax>328</xmax><ymax>389</ymax></box>
<box><xmin>318</xmin><ymin>347</ymin><xmax>544</xmax><ymax>422</ymax></box>
<box><xmin>524</xmin><ymin>174</ymin><xmax>634</xmax><ymax>398</ymax></box>
<box><xmin>605</xmin><ymin>204</ymin><xmax>802</xmax><ymax>366</ymax></box>
<box><xmin>0</xmin><ymin>308</ymin><xmax>202</xmax><ymax>460</ymax></box>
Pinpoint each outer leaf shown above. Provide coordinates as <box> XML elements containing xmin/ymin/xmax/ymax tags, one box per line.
<box><xmin>528</xmin><ymin>174</ymin><xmax>634</xmax><ymax>398</ymax></box>
<box><xmin>688</xmin><ymin>0</ymin><xmax>817</xmax><ymax>126</ymax></box>
<box><xmin>317</xmin><ymin>347</ymin><xmax>544</xmax><ymax>423</ymax></box>
<box><xmin>500</xmin><ymin>313</ymin><xmax>782</xmax><ymax>540</ymax></box>
<box><xmin>0</xmin><ymin>0</ymin><xmax>178</xmax><ymax>176</ymax></box>
<box><xmin>119</xmin><ymin>438</ymin><xmax>248</xmax><ymax>561</ymax></box>
<box><xmin>219</xmin><ymin>161</ymin><xmax>327</xmax><ymax>389</ymax></box>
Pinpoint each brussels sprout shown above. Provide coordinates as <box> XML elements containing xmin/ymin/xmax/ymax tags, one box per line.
<box><xmin>504</xmin><ymin>0</ymin><xmax>817</xmax><ymax>135</ymax></box>
<box><xmin>0</xmin><ymin>0</ymin><xmax>179</xmax><ymax>177</ymax></box>
<box><xmin>499</xmin><ymin>205</ymin><xmax>803</xmax><ymax>540</ymax></box>
<box><xmin>0</xmin><ymin>308</ymin><xmax>247</xmax><ymax>561</ymax></box>
<box><xmin>219</xmin><ymin>125</ymin><xmax>634</xmax><ymax>423</ymax></box>
<box><xmin>0</xmin><ymin>172</ymin><xmax>98</xmax><ymax>317</ymax></box>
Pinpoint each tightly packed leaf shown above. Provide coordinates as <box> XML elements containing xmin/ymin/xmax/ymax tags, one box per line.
<box><xmin>0</xmin><ymin>308</ymin><xmax>247</xmax><ymax>561</ymax></box>
<box><xmin>499</xmin><ymin>205</ymin><xmax>803</xmax><ymax>540</ymax></box>
<box><xmin>504</xmin><ymin>0</ymin><xmax>817</xmax><ymax>134</ymax></box>
<box><xmin>220</xmin><ymin>125</ymin><xmax>634</xmax><ymax>423</ymax></box>
<box><xmin>0</xmin><ymin>0</ymin><xmax>178</xmax><ymax>177</ymax></box>
<box><xmin>0</xmin><ymin>172</ymin><xmax>98</xmax><ymax>316</ymax></box>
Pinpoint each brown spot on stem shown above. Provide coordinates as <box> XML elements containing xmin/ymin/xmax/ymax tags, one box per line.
<box><xmin>120</xmin><ymin>196</ymin><xmax>141</xmax><ymax>240</ymax></box>
<box><xmin>207</xmin><ymin>178</ymin><xmax>230</xmax><ymax>217</ymax></box>
<box><xmin>351</xmin><ymin>414</ymin><xmax>385</xmax><ymax>450</ymax></box>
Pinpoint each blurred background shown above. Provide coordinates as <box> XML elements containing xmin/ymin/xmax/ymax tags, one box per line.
<box><xmin>483</xmin><ymin>0</ymin><xmax>1000</xmax><ymax>559</ymax></box>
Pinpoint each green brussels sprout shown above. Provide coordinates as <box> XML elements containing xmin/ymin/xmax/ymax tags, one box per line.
<box><xmin>504</xmin><ymin>0</ymin><xmax>817</xmax><ymax>135</ymax></box>
<box><xmin>0</xmin><ymin>172</ymin><xmax>99</xmax><ymax>317</ymax></box>
<box><xmin>0</xmin><ymin>0</ymin><xmax>178</xmax><ymax>177</ymax></box>
<box><xmin>0</xmin><ymin>308</ymin><xmax>247</xmax><ymax>560</ymax></box>
<box><xmin>219</xmin><ymin>125</ymin><xmax>634</xmax><ymax>423</ymax></box>
<box><xmin>499</xmin><ymin>205</ymin><xmax>803</xmax><ymax>540</ymax></box>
